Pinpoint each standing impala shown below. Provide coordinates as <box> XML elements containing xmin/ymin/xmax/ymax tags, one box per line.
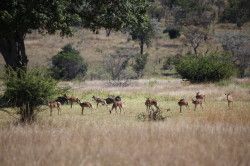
<box><xmin>78</xmin><ymin>101</ymin><xmax>93</xmax><ymax>115</ymax></box>
<box><xmin>196</xmin><ymin>92</ymin><xmax>206</xmax><ymax>102</ymax></box>
<box><xmin>192</xmin><ymin>98</ymin><xmax>203</xmax><ymax>111</ymax></box>
<box><xmin>64</xmin><ymin>94</ymin><xmax>80</xmax><ymax>108</ymax></box>
<box><xmin>225</xmin><ymin>93</ymin><xmax>233</xmax><ymax>108</ymax></box>
<box><xmin>145</xmin><ymin>98</ymin><xmax>159</xmax><ymax>111</ymax></box>
<box><xmin>48</xmin><ymin>101</ymin><xmax>61</xmax><ymax>116</ymax></box>
<box><xmin>178</xmin><ymin>98</ymin><xmax>189</xmax><ymax>113</ymax></box>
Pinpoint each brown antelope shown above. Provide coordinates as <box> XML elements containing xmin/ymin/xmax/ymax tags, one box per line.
<box><xmin>64</xmin><ymin>94</ymin><xmax>80</xmax><ymax>108</ymax></box>
<box><xmin>92</xmin><ymin>96</ymin><xmax>106</xmax><ymax>108</ymax></box>
<box><xmin>225</xmin><ymin>93</ymin><xmax>233</xmax><ymax>108</ymax></box>
<box><xmin>196</xmin><ymin>92</ymin><xmax>206</xmax><ymax>102</ymax></box>
<box><xmin>178</xmin><ymin>99</ymin><xmax>189</xmax><ymax>113</ymax></box>
<box><xmin>192</xmin><ymin>98</ymin><xmax>203</xmax><ymax>111</ymax></box>
<box><xmin>48</xmin><ymin>101</ymin><xmax>61</xmax><ymax>116</ymax></box>
<box><xmin>145</xmin><ymin>98</ymin><xmax>159</xmax><ymax>111</ymax></box>
<box><xmin>78</xmin><ymin>101</ymin><xmax>93</xmax><ymax>115</ymax></box>
<box><xmin>110</xmin><ymin>101</ymin><xmax>123</xmax><ymax>114</ymax></box>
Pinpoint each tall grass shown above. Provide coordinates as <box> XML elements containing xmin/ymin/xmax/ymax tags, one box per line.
<box><xmin>0</xmin><ymin>79</ymin><xmax>250</xmax><ymax>165</ymax></box>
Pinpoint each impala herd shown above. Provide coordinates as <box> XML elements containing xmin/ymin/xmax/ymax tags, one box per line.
<box><xmin>48</xmin><ymin>92</ymin><xmax>234</xmax><ymax>116</ymax></box>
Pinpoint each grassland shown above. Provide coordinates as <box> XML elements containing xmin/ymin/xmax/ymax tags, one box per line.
<box><xmin>0</xmin><ymin>23</ymin><xmax>249</xmax><ymax>165</ymax></box>
<box><xmin>0</xmin><ymin>79</ymin><xmax>250</xmax><ymax>166</ymax></box>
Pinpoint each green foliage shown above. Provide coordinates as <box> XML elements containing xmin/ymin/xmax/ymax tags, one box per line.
<box><xmin>133</xmin><ymin>53</ymin><xmax>149</xmax><ymax>78</ymax></box>
<box><xmin>163</xmin><ymin>25</ymin><xmax>181</xmax><ymax>39</ymax></box>
<box><xmin>221</xmin><ymin>0</ymin><xmax>250</xmax><ymax>27</ymax></box>
<box><xmin>0</xmin><ymin>0</ymin><xmax>149</xmax><ymax>69</ymax></box>
<box><xmin>51</xmin><ymin>44</ymin><xmax>88</xmax><ymax>80</ymax></box>
<box><xmin>175</xmin><ymin>53</ymin><xmax>236</xmax><ymax>83</ymax></box>
<box><xmin>130</xmin><ymin>18</ymin><xmax>160</xmax><ymax>54</ymax></box>
<box><xmin>2</xmin><ymin>68</ymin><xmax>59</xmax><ymax>122</ymax></box>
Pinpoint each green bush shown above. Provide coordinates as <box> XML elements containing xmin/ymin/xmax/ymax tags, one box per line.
<box><xmin>51</xmin><ymin>44</ymin><xmax>88</xmax><ymax>80</ymax></box>
<box><xmin>175</xmin><ymin>53</ymin><xmax>236</xmax><ymax>82</ymax></box>
<box><xmin>163</xmin><ymin>25</ymin><xmax>181</xmax><ymax>39</ymax></box>
<box><xmin>133</xmin><ymin>53</ymin><xmax>149</xmax><ymax>78</ymax></box>
<box><xmin>3</xmin><ymin>69</ymin><xmax>59</xmax><ymax>122</ymax></box>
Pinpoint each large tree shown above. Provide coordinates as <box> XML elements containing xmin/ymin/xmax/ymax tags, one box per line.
<box><xmin>0</xmin><ymin>0</ymin><xmax>149</xmax><ymax>70</ymax></box>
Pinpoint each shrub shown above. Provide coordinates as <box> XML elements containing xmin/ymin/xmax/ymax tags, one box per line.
<box><xmin>163</xmin><ymin>25</ymin><xmax>181</xmax><ymax>39</ymax></box>
<box><xmin>136</xmin><ymin>110</ymin><xmax>165</xmax><ymax>121</ymax></box>
<box><xmin>132</xmin><ymin>53</ymin><xmax>149</xmax><ymax>78</ymax></box>
<box><xmin>2</xmin><ymin>69</ymin><xmax>59</xmax><ymax>122</ymax></box>
<box><xmin>175</xmin><ymin>53</ymin><xmax>236</xmax><ymax>82</ymax></box>
<box><xmin>51</xmin><ymin>44</ymin><xmax>88</xmax><ymax>80</ymax></box>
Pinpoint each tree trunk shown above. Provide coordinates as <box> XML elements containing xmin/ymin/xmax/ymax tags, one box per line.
<box><xmin>20</xmin><ymin>103</ymin><xmax>35</xmax><ymax>123</ymax></box>
<box><xmin>140</xmin><ymin>39</ymin><xmax>144</xmax><ymax>55</ymax></box>
<box><xmin>0</xmin><ymin>33</ymin><xmax>28</xmax><ymax>70</ymax></box>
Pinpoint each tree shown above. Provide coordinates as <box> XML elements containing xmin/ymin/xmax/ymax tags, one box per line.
<box><xmin>132</xmin><ymin>53</ymin><xmax>149</xmax><ymax>78</ymax></box>
<box><xmin>148</xmin><ymin>1</ymin><xmax>165</xmax><ymax>22</ymax></box>
<box><xmin>130</xmin><ymin>19</ymin><xmax>160</xmax><ymax>55</ymax></box>
<box><xmin>2</xmin><ymin>69</ymin><xmax>59</xmax><ymax>122</ymax></box>
<box><xmin>218</xmin><ymin>32</ymin><xmax>250</xmax><ymax>77</ymax></box>
<box><xmin>0</xmin><ymin>0</ymin><xmax>149</xmax><ymax>70</ymax></box>
<box><xmin>221</xmin><ymin>0</ymin><xmax>250</xmax><ymax>27</ymax></box>
<box><xmin>104</xmin><ymin>48</ymin><xmax>133</xmax><ymax>81</ymax></box>
<box><xmin>184</xmin><ymin>26</ymin><xmax>208</xmax><ymax>55</ymax></box>
<box><xmin>51</xmin><ymin>44</ymin><xmax>88</xmax><ymax>80</ymax></box>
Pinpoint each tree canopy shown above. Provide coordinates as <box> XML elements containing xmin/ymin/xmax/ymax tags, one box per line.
<box><xmin>0</xmin><ymin>0</ymin><xmax>149</xmax><ymax>69</ymax></box>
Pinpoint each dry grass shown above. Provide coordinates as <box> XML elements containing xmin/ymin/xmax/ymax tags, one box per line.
<box><xmin>0</xmin><ymin>79</ymin><xmax>250</xmax><ymax>166</ymax></box>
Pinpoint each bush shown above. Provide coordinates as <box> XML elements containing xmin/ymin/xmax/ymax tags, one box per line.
<box><xmin>2</xmin><ymin>69</ymin><xmax>59</xmax><ymax>122</ymax></box>
<box><xmin>163</xmin><ymin>25</ymin><xmax>181</xmax><ymax>39</ymax></box>
<box><xmin>175</xmin><ymin>53</ymin><xmax>236</xmax><ymax>82</ymax></box>
<box><xmin>136</xmin><ymin>110</ymin><xmax>165</xmax><ymax>121</ymax></box>
<box><xmin>132</xmin><ymin>53</ymin><xmax>149</xmax><ymax>78</ymax></box>
<box><xmin>51</xmin><ymin>44</ymin><xmax>88</xmax><ymax>80</ymax></box>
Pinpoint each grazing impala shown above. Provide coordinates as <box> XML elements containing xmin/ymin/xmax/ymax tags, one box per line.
<box><xmin>64</xmin><ymin>94</ymin><xmax>80</xmax><ymax>108</ymax></box>
<box><xmin>192</xmin><ymin>98</ymin><xmax>203</xmax><ymax>111</ymax></box>
<box><xmin>145</xmin><ymin>98</ymin><xmax>159</xmax><ymax>111</ymax></box>
<box><xmin>92</xmin><ymin>96</ymin><xmax>106</xmax><ymax>108</ymax></box>
<box><xmin>110</xmin><ymin>101</ymin><xmax>123</xmax><ymax>114</ymax></box>
<box><xmin>48</xmin><ymin>101</ymin><xmax>61</xmax><ymax>116</ymax></box>
<box><xmin>178</xmin><ymin>98</ymin><xmax>189</xmax><ymax>113</ymax></box>
<box><xmin>78</xmin><ymin>101</ymin><xmax>93</xmax><ymax>115</ymax></box>
<box><xmin>196</xmin><ymin>92</ymin><xmax>206</xmax><ymax>102</ymax></box>
<box><xmin>225</xmin><ymin>93</ymin><xmax>233</xmax><ymax>108</ymax></box>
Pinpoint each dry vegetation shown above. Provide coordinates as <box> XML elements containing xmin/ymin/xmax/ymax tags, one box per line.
<box><xmin>0</xmin><ymin>23</ymin><xmax>249</xmax><ymax>166</ymax></box>
<box><xmin>0</xmin><ymin>79</ymin><xmax>250</xmax><ymax>166</ymax></box>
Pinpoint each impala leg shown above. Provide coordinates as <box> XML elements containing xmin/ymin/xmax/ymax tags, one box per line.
<box><xmin>50</xmin><ymin>108</ymin><xmax>52</xmax><ymax>116</ymax></box>
<box><xmin>81</xmin><ymin>107</ymin><xmax>84</xmax><ymax>115</ymax></box>
<box><xmin>180</xmin><ymin>106</ymin><xmax>182</xmax><ymax>113</ymax></box>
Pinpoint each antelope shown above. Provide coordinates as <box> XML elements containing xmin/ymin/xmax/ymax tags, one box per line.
<box><xmin>178</xmin><ymin>99</ymin><xmax>189</xmax><ymax>113</ymax></box>
<box><xmin>192</xmin><ymin>98</ymin><xmax>203</xmax><ymax>111</ymax></box>
<box><xmin>225</xmin><ymin>93</ymin><xmax>233</xmax><ymax>108</ymax></box>
<box><xmin>64</xmin><ymin>94</ymin><xmax>80</xmax><ymax>108</ymax></box>
<box><xmin>196</xmin><ymin>92</ymin><xmax>206</xmax><ymax>102</ymax></box>
<box><xmin>104</xmin><ymin>96</ymin><xmax>121</xmax><ymax>105</ymax></box>
<box><xmin>110</xmin><ymin>101</ymin><xmax>123</xmax><ymax>114</ymax></box>
<box><xmin>48</xmin><ymin>101</ymin><xmax>61</xmax><ymax>116</ymax></box>
<box><xmin>55</xmin><ymin>95</ymin><xmax>68</xmax><ymax>105</ymax></box>
<box><xmin>92</xmin><ymin>96</ymin><xmax>106</xmax><ymax>108</ymax></box>
<box><xmin>145</xmin><ymin>98</ymin><xmax>159</xmax><ymax>111</ymax></box>
<box><xmin>78</xmin><ymin>101</ymin><xmax>93</xmax><ymax>115</ymax></box>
